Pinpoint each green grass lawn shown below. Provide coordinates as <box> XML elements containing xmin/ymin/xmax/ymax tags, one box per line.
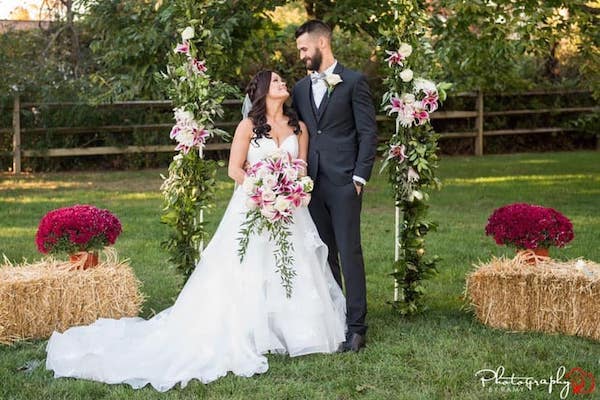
<box><xmin>1</xmin><ymin>151</ymin><xmax>599</xmax><ymax>400</ymax></box>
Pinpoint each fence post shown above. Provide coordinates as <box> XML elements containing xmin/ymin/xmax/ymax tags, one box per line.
<box><xmin>474</xmin><ymin>90</ymin><xmax>484</xmax><ymax>156</ymax></box>
<box><xmin>12</xmin><ymin>93</ymin><xmax>21</xmax><ymax>174</ymax></box>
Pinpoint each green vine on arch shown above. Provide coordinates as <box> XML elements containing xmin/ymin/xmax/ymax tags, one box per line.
<box><xmin>159</xmin><ymin>3</ymin><xmax>236</xmax><ymax>282</ymax></box>
<box><xmin>378</xmin><ymin>0</ymin><xmax>451</xmax><ymax>315</ymax></box>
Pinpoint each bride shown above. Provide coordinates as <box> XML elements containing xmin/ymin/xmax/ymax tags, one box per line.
<box><xmin>45</xmin><ymin>70</ymin><xmax>346</xmax><ymax>391</ymax></box>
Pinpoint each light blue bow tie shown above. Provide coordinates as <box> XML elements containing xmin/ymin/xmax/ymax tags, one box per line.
<box><xmin>310</xmin><ymin>72</ymin><xmax>326</xmax><ymax>84</ymax></box>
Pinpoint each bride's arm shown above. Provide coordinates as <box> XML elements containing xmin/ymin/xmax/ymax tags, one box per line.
<box><xmin>297</xmin><ymin>121</ymin><xmax>309</xmax><ymax>177</ymax></box>
<box><xmin>228</xmin><ymin>118</ymin><xmax>253</xmax><ymax>185</ymax></box>
<box><xmin>298</xmin><ymin>121</ymin><xmax>309</xmax><ymax>163</ymax></box>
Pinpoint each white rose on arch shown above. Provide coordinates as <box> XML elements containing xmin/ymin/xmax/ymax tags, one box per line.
<box><xmin>181</xmin><ymin>26</ymin><xmax>195</xmax><ymax>41</ymax></box>
<box><xmin>398</xmin><ymin>43</ymin><xmax>413</xmax><ymax>59</ymax></box>
<box><xmin>400</xmin><ymin>68</ymin><xmax>414</xmax><ymax>82</ymax></box>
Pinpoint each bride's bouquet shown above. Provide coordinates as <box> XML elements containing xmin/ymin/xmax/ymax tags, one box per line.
<box><xmin>238</xmin><ymin>149</ymin><xmax>314</xmax><ymax>298</ymax></box>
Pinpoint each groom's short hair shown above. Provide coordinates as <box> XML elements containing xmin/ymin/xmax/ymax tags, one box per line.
<box><xmin>295</xmin><ymin>20</ymin><xmax>332</xmax><ymax>41</ymax></box>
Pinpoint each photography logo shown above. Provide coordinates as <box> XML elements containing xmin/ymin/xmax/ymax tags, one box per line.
<box><xmin>475</xmin><ymin>365</ymin><xmax>596</xmax><ymax>399</ymax></box>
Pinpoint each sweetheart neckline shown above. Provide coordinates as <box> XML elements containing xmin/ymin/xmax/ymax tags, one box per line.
<box><xmin>264</xmin><ymin>134</ymin><xmax>297</xmax><ymax>148</ymax></box>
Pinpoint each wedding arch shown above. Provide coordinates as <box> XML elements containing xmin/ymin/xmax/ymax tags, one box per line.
<box><xmin>161</xmin><ymin>0</ymin><xmax>446</xmax><ymax>315</ymax></box>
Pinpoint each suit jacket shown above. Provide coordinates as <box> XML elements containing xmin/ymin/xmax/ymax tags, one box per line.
<box><xmin>292</xmin><ymin>63</ymin><xmax>378</xmax><ymax>186</ymax></box>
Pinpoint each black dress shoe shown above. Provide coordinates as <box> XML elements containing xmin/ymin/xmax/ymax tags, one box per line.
<box><xmin>342</xmin><ymin>333</ymin><xmax>366</xmax><ymax>352</ymax></box>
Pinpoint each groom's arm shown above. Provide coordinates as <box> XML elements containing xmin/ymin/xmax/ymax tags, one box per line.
<box><xmin>351</xmin><ymin>75</ymin><xmax>378</xmax><ymax>183</ymax></box>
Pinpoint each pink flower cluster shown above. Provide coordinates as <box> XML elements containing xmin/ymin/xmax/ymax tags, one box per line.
<box><xmin>174</xmin><ymin>42</ymin><xmax>207</xmax><ymax>76</ymax></box>
<box><xmin>388</xmin><ymin>144</ymin><xmax>407</xmax><ymax>162</ymax></box>
<box><xmin>386</xmin><ymin>79</ymin><xmax>440</xmax><ymax>128</ymax></box>
<box><xmin>242</xmin><ymin>149</ymin><xmax>313</xmax><ymax>224</ymax></box>
<box><xmin>485</xmin><ymin>203</ymin><xmax>574</xmax><ymax>250</ymax></box>
<box><xmin>384</xmin><ymin>43</ymin><xmax>412</xmax><ymax>67</ymax></box>
<box><xmin>35</xmin><ymin>205</ymin><xmax>122</xmax><ymax>254</ymax></box>
<box><xmin>169</xmin><ymin>107</ymin><xmax>210</xmax><ymax>154</ymax></box>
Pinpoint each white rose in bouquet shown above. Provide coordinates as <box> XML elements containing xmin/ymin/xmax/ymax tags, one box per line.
<box><xmin>284</xmin><ymin>167</ymin><xmax>298</xmax><ymax>181</ymax></box>
<box><xmin>268</xmin><ymin>149</ymin><xmax>285</xmax><ymax>160</ymax></box>
<box><xmin>242</xmin><ymin>176</ymin><xmax>258</xmax><ymax>194</ymax></box>
<box><xmin>255</xmin><ymin>167</ymin><xmax>269</xmax><ymax>179</ymax></box>
<box><xmin>262</xmin><ymin>189</ymin><xmax>276</xmax><ymax>202</ymax></box>
<box><xmin>300</xmin><ymin>176</ymin><xmax>314</xmax><ymax>192</ymax></box>
<box><xmin>260</xmin><ymin>205</ymin><xmax>276</xmax><ymax>220</ymax></box>
<box><xmin>274</xmin><ymin>196</ymin><xmax>292</xmax><ymax>213</ymax></box>
<box><xmin>262</xmin><ymin>174</ymin><xmax>278</xmax><ymax>189</ymax></box>
<box><xmin>245</xmin><ymin>198</ymin><xmax>258</xmax><ymax>210</ymax></box>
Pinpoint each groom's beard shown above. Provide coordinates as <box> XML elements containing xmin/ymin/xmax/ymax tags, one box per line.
<box><xmin>303</xmin><ymin>48</ymin><xmax>323</xmax><ymax>72</ymax></box>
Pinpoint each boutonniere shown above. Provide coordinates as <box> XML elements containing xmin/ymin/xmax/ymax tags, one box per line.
<box><xmin>324</xmin><ymin>73</ymin><xmax>343</xmax><ymax>96</ymax></box>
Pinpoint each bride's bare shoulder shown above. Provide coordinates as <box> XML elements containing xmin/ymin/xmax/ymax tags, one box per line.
<box><xmin>234</xmin><ymin>118</ymin><xmax>254</xmax><ymax>139</ymax></box>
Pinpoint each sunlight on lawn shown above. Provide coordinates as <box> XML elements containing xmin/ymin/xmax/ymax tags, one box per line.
<box><xmin>0</xmin><ymin>226</ymin><xmax>34</xmax><ymax>239</ymax></box>
<box><xmin>1</xmin><ymin>195</ymin><xmax>80</xmax><ymax>204</ymax></box>
<box><xmin>444</xmin><ymin>174</ymin><xmax>595</xmax><ymax>186</ymax></box>
<box><xmin>571</xmin><ymin>215</ymin><xmax>600</xmax><ymax>226</ymax></box>
<box><xmin>110</xmin><ymin>193</ymin><xmax>162</xmax><ymax>201</ymax></box>
<box><xmin>0</xmin><ymin>180</ymin><xmax>88</xmax><ymax>191</ymax></box>
<box><xmin>516</xmin><ymin>159</ymin><xmax>559</xmax><ymax>165</ymax></box>
<box><xmin>1</xmin><ymin>192</ymin><xmax>162</xmax><ymax>204</ymax></box>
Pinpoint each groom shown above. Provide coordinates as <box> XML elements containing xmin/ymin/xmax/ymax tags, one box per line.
<box><xmin>292</xmin><ymin>20</ymin><xmax>378</xmax><ymax>352</ymax></box>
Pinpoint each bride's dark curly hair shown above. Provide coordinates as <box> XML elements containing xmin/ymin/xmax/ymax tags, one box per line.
<box><xmin>246</xmin><ymin>70</ymin><xmax>300</xmax><ymax>145</ymax></box>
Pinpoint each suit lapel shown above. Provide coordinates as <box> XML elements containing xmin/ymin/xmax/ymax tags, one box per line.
<box><xmin>297</xmin><ymin>77</ymin><xmax>318</xmax><ymax>129</ymax></box>
<box><xmin>315</xmin><ymin>63</ymin><xmax>344</xmax><ymax>124</ymax></box>
<box><xmin>301</xmin><ymin>77</ymin><xmax>317</xmax><ymax>126</ymax></box>
<box><xmin>308</xmin><ymin>83</ymin><xmax>319</xmax><ymax>120</ymax></box>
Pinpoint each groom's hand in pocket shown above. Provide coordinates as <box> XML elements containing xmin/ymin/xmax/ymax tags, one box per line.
<box><xmin>353</xmin><ymin>182</ymin><xmax>363</xmax><ymax>195</ymax></box>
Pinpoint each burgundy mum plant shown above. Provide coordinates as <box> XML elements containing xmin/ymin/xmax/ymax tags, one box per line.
<box><xmin>485</xmin><ymin>203</ymin><xmax>574</xmax><ymax>250</ymax></box>
<box><xmin>35</xmin><ymin>205</ymin><xmax>122</xmax><ymax>255</ymax></box>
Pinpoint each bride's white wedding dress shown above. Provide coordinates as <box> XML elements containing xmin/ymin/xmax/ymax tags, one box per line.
<box><xmin>46</xmin><ymin>135</ymin><xmax>346</xmax><ymax>391</ymax></box>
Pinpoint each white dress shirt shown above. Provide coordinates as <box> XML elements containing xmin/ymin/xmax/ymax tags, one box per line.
<box><xmin>311</xmin><ymin>61</ymin><xmax>337</xmax><ymax>108</ymax></box>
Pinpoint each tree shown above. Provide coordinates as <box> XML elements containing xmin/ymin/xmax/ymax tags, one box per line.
<box><xmin>75</xmin><ymin>0</ymin><xmax>290</xmax><ymax>100</ymax></box>
<box><xmin>429</xmin><ymin>0</ymin><xmax>599</xmax><ymax>92</ymax></box>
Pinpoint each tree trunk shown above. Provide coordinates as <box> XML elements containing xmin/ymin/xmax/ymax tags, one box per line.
<box><xmin>63</xmin><ymin>0</ymin><xmax>80</xmax><ymax>78</ymax></box>
<box><xmin>303</xmin><ymin>0</ymin><xmax>333</xmax><ymax>22</ymax></box>
<box><xmin>544</xmin><ymin>41</ymin><xmax>560</xmax><ymax>82</ymax></box>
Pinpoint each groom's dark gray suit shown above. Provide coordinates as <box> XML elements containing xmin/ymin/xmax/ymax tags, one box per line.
<box><xmin>292</xmin><ymin>63</ymin><xmax>377</xmax><ymax>336</ymax></box>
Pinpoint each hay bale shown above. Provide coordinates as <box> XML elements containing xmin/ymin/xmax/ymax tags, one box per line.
<box><xmin>466</xmin><ymin>253</ymin><xmax>600</xmax><ymax>341</ymax></box>
<box><xmin>0</xmin><ymin>249</ymin><xmax>144</xmax><ymax>344</ymax></box>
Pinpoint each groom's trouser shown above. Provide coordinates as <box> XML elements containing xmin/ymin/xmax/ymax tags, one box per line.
<box><xmin>309</xmin><ymin>174</ymin><xmax>367</xmax><ymax>336</ymax></box>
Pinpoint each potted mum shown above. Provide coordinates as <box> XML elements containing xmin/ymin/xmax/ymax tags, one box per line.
<box><xmin>485</xmin><ymin>203</ymin><xmax>574</xmax><ymax>260</ymax></box>
<box><xmin>35</xmin><ymin>205</ymin><xmax>122</xmax><ymax>269</ymax></box>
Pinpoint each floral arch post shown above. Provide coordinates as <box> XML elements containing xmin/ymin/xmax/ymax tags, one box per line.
<box><xmin>160</xmin><ymin>11</ymin><xmax>235</xmax><ymax>282</ymax></box>
<box><xmin>379</xmin><ymin>1</ymin><xmax>450</xmax><ymax>315</ymax></box>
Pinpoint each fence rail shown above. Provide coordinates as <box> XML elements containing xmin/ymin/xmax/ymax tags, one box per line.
<box><xmin>3</xmin><ymin>89</ymin><xmax>596</xmax><ymax>173</ymax></box>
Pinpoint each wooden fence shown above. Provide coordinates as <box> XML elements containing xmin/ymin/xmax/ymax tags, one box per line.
<box><xmin>2</xmin><ymin>89</ymin><xmax>596</xmax><ymax>173</ymax></box>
